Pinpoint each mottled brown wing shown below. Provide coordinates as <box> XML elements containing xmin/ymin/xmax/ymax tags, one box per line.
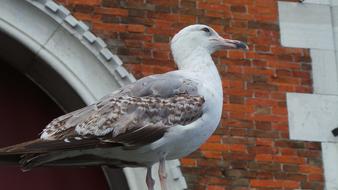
<box><xmin>43</xmin><ymin>95</ymin><xmax>204</xmax><ymax>148</ymax></box>
<box><xmin>41</xmin><ymin>72</ymin><xmax>199</xmax><ymax>139</ymax></box>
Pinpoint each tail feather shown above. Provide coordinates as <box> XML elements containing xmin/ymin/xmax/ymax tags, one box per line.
<box><xmin>0</xmin><ymin>139</ymin><xmax>44</xmax><ymax>155</ymax></box>
<box><xmin>0</xmin><ymin>139</ymin><xmax>139</xmax><ymax>170</ymax></box>
<box><xmin>0</xmin><ymin>139</ymin><xmax>44</xmax><ymax>166</ymax></box>
<box><xmin>0</xmin><ymin>139</ymin><xmax>83</xmax><ymax>170</ymax></box>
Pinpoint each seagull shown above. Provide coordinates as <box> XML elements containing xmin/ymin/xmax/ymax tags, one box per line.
<box><xmin>0</xmin><ymin>24</ymin><xmax>248</xmax><ymax>190</ymax></box>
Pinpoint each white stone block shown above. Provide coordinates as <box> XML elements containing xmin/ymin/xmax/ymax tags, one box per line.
<box><xmin>310</xmin><ymin>49</ymin><xmax>338</xmax><ymax>94</ymax></box>
<box><xmin>304</xmin><ymin>0</ymin><xmax>331</xmax><ymax>5</ymax></box>
<box><xmin>304</xmin><ymin>0</ymin><xmax>338</xmax><ymax>6</ymax></box>
<box><xmin>278</xmin><ymin>2</ymin><xmax>334</xmax><ymax>50</ymax></box>
<box><xmin>287</xmin><ymin>93</ymin><xmax>338</xmax><ymax>142</ymax></box>
<box><xmin>322</xmin><ymin>143</ymin><xmax>338</xmax><ymax>190</ymax></box>
<box><xmin>332</xmin><ymin>6</ymin><xmax>338</xmax><ymax>49</ymax></box>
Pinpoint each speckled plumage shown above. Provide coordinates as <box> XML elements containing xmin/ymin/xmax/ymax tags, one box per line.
<box><xmin>42</xmin><ymin>94</ymin><xmax>204</xmax><ymax>146</ymax></box>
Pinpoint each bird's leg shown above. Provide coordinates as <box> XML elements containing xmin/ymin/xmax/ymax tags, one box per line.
<box><xmin>146</xmin><ymin>166</ymin><xmax>155</xmax><ymax>190</ymax></box>
<box><xmin>158</xmin><ymin>157</ymin><xmax>167</xmax><ymax>190</ymax></box>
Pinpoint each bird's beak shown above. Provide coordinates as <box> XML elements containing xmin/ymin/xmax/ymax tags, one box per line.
<box><xmin>213</xmin><ymin>37</ymin><xmax>249</xmax><ymax>51</ymax></box>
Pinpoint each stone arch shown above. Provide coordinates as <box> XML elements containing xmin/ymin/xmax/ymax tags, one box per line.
<box><xmin>0</xmin><ymin>0</ymin><xmax>186</xmax><ymax>189</ymax></box>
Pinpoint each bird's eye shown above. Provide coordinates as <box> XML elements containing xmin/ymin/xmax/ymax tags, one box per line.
<box><xmin>201</xmin><ymin>27</ymin><xmax>210</xmax><ymax>33</ymax></box>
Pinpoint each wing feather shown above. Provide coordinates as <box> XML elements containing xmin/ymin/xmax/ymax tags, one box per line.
<box><xmin>42</xmin><ymin>95</ymin><xmax>204</xmax><ymax>148</ymax></box>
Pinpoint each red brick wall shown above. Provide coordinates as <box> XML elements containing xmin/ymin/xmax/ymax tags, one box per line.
<box><xmin>57</xmin><ymin>0</ymin><xmax>324</xmax><ymax>189</ymax></box>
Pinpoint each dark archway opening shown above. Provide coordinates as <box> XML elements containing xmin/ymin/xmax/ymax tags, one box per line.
<box><xmin>0</xmin><ymin>62</ymin><xmax>109</xmax><ymax>190</ymax></box>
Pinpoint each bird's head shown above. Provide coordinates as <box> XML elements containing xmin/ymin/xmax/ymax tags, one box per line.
<box><xmin>170</xmin><ymin>25</ymin><xmax>248</xmax><ymax>67</ymax></box>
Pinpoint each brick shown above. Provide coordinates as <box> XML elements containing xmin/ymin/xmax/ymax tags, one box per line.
<box><xmin>229</xmin><ymin>144</ymin><xmax>247</xmax><ymax>153</ymax></box>
<box><xmin>197</xmin><ymin>2</ymin><xmax>226</xmax><ymax>10</ymax></box>
<box><xmin>231</xmin><ymin>20</ymin><xmax>248</xmax><ymax>29</ymax></box>
<box><xmin>121</xmin><ymin>17</ymin><xmax>153</xmax><ymax>26</ymax></box>
<box><xmin>256</xmin><ymin>138</ymin><xmax>273</xmax><ymax>146</ymax></box>
<box><xmin>283</xmin><ymin>164</ymin><xmax>299</xmax><ymax>172</ymax></box>
<box><xmin>228</xmin><ymin>51</ymin><xmax>245</xmax><ymax>59</ymax></box>
<box><xmin>68</xmin><ymin>0</ymin><xmax>100</xmax><ymax>5</ymax></box>
<box><xmin>148</xmin><ymin>12</ymin><xmax>179</xmax><ymax>21</ymax></box>
<box><xmin>154</xmin><ymin>6</ymin><xmax>171</xmax><ymax>13</ymax></box>
<box><xmin>124</xmin><ymin>40</ymin><xmax>143</xmax><ymax>48</ymax></box>
<box><xmin>127</xmin><ymin>24</ymin><xmax>145</xmax><ymax>32</ymax></box>
<box><xmin>229</xmin><ymin>128</ymin><xmax>247</xmax><ymax>137</ymax></box>
<box><xmin>178</xmin><ymin>15</ymin><xmax>196</xmax><ymax>23</ymax></box>
<box><xmin>272</xmin><ymin>107</ymin><xmax>287</xmax><ymax>115</ymax></box>
<box><xmin>128</xmin><ymin>9</ymin><xmax>147</xmax><ymax>17</ymax></box>
<box><xmin>230</xmin><ymin>5</ymin><xmax>247</xmax><ymax>13</ymax></box>
<box><xmin>255</xmin><ymin>154</ymin><xmax>273</xmax><ymax>162</ymax></box>
<box><xmin>273</xmin><ymin>155</ymin><xmax>305</xmax><ymax>164</ymax></box>
<box><xmin>223</xmin><ymin>89</ymin><xmax>252</xmax><ymax>97</ymax></box>
<box><xmin>180</xmin><ymin>0</ymin><xmax>196</xmax><ymax>8</ymax></box>
<box><xmin>254</xmin><ymin>90</ymin><xmax>269</xmax><ymax>98</ymax></box>
<box><xmin>123</xmin><ymin>1</ymin><xmax>155</xmax><ymax>11</ymax></box>
<box><xmin>73</xmin><ymin>12</ymin><xmax>101</xmax><ymax>22</ymax></box>
<box><xmin>229</xmin><ymin>96</ymin><xmax>244</xmax><ymax>104</ymax></box>
<box><xmin>279</xmin><ymin>148</ymin><xmax>297</xmax><ymax>155</ymax></box>
<box><xmin>301</xmin><ymin>181</ymin><xmax>324</xmax><ymax>190</ymax></box>
<box><xmin>74</xmin><ymin>4</ymin><xmax>94</xmax><ymax>13</ymax></box>
<box><xmin>147</xmin><ymin>0</ymin><xmax>178</xmax><ymax>6</ymax></box>
<box><xmin>200</xmin><ymin>143</ymin><xmax>229</xmax><ymax>152</ymax></box>
<box><xmin>144</xmin><ymin>42</ymin><xmax>170</xmax><ymax>50</ymax></box>
<box><xmin>202</xmin><ymin>151</ymin><xmax>223</xmax><ymax>159</ymax></box>
<box><xmin>246</xmin><ymin>98</ymin><xmax>277</xmax><ymax>106</ymax></box>
<box><xmin>299</xmin><ymin>165</ymin><xmax>323</xmax><ymax>174</ymax></box>
<box><xmin>308</xmin><ymin>174</ymin><xmax>324</xmax><ymax>181</ymax></box>
<box><xmin>198</xmin><ymin>16</ymin><xmax>224</xmax><ymax>25</ymax></box>
<box><xmin>223</xmin><ymin>104</ymin><xmax>254</xmax><ymax>113</ymax></box>
<box><xmin>248</xmin><ymin>162</ymin><xmax>281</xmax><ymax>172</ymax></box>
<box><xmin>274</xmin><ymin>173</ymin><xmax>307</xmax><ymax>181</ymax></box>
<box><xmin>212</xmin><ymin>12</ymin><xmax>228</xmax><ymax>20</ymax></box>
<box><xmin>231</xmin><ymin>153</ymin><xmax>254</xmax><ymax>161</ymax></box>
<box><xmin>153</xmin><ymin>34</ymin><xmax>170</xmax><ymax>43</ymax></box>
<box><xmin>230</xmin><ymin>160</ymin><xmax>248</xmax><ymax>169</ymax></box>
<box><xmin>250</xmin><ymin>179</ymin><xmax>300</xmax><ymax>189</ymax></box>
<box><xmin>254</xmin><ymin>106</ymin><xmax>271</xmax><ymax>115</ymax></box>
<box><xmin>92</xmin><ymin>22</ymin><xmax>126</xmax><ymax>32</ymax></box>
<box><xmin>101</xmin><ymin>15</ymin><xmax>120</xmax><ymax>23</ymax></box>
<box><xmin>248</xmin><ymin>21</ymin><xmax>279</xmax><ymax>31</ymax></box>
<box><xmin>298</xmin><ymin>149</ymin><xmax>321</xmax><ymax>158</ymax></box>
<box><xmin>256</xmin><ymin>171</ymin><xmax>273</xmax><ymax>179</ymax></box>
<box><xmin>207</xmin><ymin>185</ymin><xmax>224</xmax><ymax>190</ymax></box>
<box><xmin>231</xmin><ymin>179</ymin><xmax>249</xmax><ymax>187</ymax></box>
<box><xmin>95</xmin><ymin>7</ymin><xmax>128</xmax><ymax>16</ymax></box>
<box><xmin>181</xmin><ymin>158</ymin><xmax>197</xmax><ymax>167</ymax></box>
<box><xmin>207</xmin><ymin>135</ymin><xmax>222</xmax><ymax>143</ymax></box>
<box><xmin>179</xmin><ymin>8</ymin><xmax>204</xmax><ymax>16</ymax></box>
